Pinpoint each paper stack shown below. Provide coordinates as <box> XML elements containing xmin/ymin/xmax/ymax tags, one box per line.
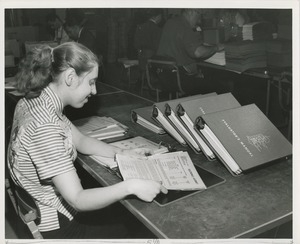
<box><xmin>75</xmin><ymin>116</ymin><xmax>128</xmax><ymax>141</ymax></box>
<box><xmin>225</xmin><ymin>40</ymin><xmax>267</xmax><ymax>72</ymax></box>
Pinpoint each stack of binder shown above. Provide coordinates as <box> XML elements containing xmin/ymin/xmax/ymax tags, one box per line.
<box><xmin>131</xmin><ymin>93</ymin><xmax>292</xmax><ymax>176</ymax></box>
<box><xmin>176</xmin><ymin>93</ymin><xmax>241</xmax><ymax>160</ymax></box>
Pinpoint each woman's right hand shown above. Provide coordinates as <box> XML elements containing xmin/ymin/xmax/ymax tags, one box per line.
<box><xmin>126</xmin><ymin>179</ymin><xmax>168</xmax><ymax>202</ymax></box>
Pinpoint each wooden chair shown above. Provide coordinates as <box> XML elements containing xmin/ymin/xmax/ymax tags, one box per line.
<box><xmin>5</xmin><ymin>176</ymin><xmax>43</xmax><ymax>239</ymax></box>
<box><xmin>5</xmin><ymin>125</ymin><xmax>43</xmax><ymax>239</ymax></box>
<box><xmin>143</xmin><ymin>55</ymin><xmax>185</xmax><ymax>102</ymax></box>
<box><xmin>117</xmin><ymin>58</ymin><xmax>139</xmax><ymax>90</ymax></box>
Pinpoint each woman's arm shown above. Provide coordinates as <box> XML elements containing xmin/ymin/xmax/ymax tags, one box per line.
<box><xmin>70</xmin><ymin>123</ymin><xmax>123</xmax><ymax>158</ymax></box>
<box><xmin>71</xmin><ymin>123</ymin><xmax>153</xmax><ymax>157</ymax></box>
<box><xmin>53</xmin><ymin>170</ymin><xmax>167</xmax><ymax>211</ymax></box>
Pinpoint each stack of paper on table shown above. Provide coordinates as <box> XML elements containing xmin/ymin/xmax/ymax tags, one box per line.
<box><xmin>204</xmin><ymin>51</ymin><xmax>226</xmax><ymax>66</ymax></box>
<box><xmin>225</xmin><ymin>40</ymin><xmax>267</xmax><ymax>72</ymax></box>
<box><xmin>75</xmin><ymin>116</ymin><xmax>128</xmax><ymax>141</ymax></box>
<box><xmin>242</xmin><ymin>22</ymin><xmax>273</xmax><ymax>41</ymax></box>
<box><xmin>116</xmin><ymin>151</ymin><xmax>207</xmax><ymax>191</ymax></box>
<box><xmin>91</xmin><ymin>136</ymin><xmax>169</xmax><ymax>169</ymax></box>
<box><xmin>194</xmin><ymin>103</ymin><xmax>292</xmax><ymax>176</ymax></box>
<box><xmin>131</xmin><ymin>106</ymin><xmax>166</xmax><ymax>134</ymax></box>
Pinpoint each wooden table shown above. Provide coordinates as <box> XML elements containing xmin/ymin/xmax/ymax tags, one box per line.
<box><xmin>70</xmin><ymin>84</ymin><xmax>292</xmax><ymax>239</ymax></box>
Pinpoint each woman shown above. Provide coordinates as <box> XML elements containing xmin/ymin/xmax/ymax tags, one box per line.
<box><xmin>7</xmin><ymin>42</ymin><xmax>167</xmax><ymax>239</ymax></box>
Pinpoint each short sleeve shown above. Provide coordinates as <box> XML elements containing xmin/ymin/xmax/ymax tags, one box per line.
<box><xmin>26</xmin><ymin>123</ymin><xmax>75</xmax><ymax>180</ymax></box>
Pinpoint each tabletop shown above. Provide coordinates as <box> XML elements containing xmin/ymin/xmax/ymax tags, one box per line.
<box><xmin>72</xmin><ymin>85</ymin><xmax>292</xmax><ymax>239</ymax></box>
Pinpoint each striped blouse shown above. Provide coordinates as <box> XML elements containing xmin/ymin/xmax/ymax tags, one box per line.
<box><xmin>7</xmin><ymin>86</ymin><xmax>78</xmax><ymax>232</ymax></box>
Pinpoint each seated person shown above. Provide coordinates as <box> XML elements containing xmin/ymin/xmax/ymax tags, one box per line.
<box><xmin>7</xmin><ymin>42</ymin><xmax>167</xmax><ymax>239</ymax></box>
<box><xmin>46</xmin><ymin>12</ymin><xmax>70</xmax><ymax>44</ymax></box>
<box><xmin>157</xmin><ymin>9</ymin><xmax>223</xmax><ymax>94</ymax></box>
<box><xmin>63</xmin><ymin>9</ymin><xmax>98</xmax><ymax>56</ymax></box>
<box><xmin>64</xmin><ymin>9</ymin><xmax>104</xmax><ymax>83</ymax></box>
<box><xmin>134</xmin><ymin>9</ymin><xmax>163</xmax><ymax>71</ymax></box>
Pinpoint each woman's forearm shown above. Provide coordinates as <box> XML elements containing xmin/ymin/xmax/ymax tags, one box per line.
<box><xmin>76</xmin><ymin>135</ymin><xmax>122</xmax><ymax>158</ymax></box>
<box><xmin>71</xmin><ymin>181</ymin><xmax>131</xmax><ymax>211</ymax></box>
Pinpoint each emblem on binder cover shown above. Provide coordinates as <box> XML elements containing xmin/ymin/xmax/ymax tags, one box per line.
<box><xmin>247</xmin><ymin>134</ymin><xmax>270</xmax><ymax>152</ymax></box>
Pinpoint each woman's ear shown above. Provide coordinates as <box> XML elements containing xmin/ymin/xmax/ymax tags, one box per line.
<box><xmin>65</xmin><ymin>68</ymin><xmax>77</xmax><ymax>87</ymax></box>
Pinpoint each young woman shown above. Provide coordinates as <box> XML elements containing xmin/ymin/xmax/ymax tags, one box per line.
<box><xmin>7</xmin><ymin>42</ymin><xmax>167</xmax><ymax>239</ymax></box>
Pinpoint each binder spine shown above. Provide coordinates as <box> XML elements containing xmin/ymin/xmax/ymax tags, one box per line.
<box><xmin>152</xmin><ymin>106</ymin><xmax>159</xmax><ymax>118</ymax></box>
<box><xmin>165</xmin><ymin>104</ymin><xmax>172</xmax><ymax>116</ymax></box>
<box><xmin>131</xmin><ymin>111</ymin><xmax>138</xmax><ymax>123</ymax></box>
<box><xmin>176</xmin><ymin>104</ymin><xmax>185</xmax><ymax>117</ymax></box>
<box><xmin>194</xmin><ymin>116</ymin><xmax>205</xmax><ymax>130</ymax></box>
<box><xmin>193</xmin><ymin>119</ymin><xmax>243</xmax><ymax>177</ymax></box>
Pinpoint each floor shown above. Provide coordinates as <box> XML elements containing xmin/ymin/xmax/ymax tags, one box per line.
<box><xmin>5</xmin><ymin>61</ymin><xmax>292</xmax><ymax>239</ymax></box>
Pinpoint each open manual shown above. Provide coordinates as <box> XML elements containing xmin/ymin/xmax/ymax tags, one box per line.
<box><xmin>116</xmin><ymin>151</ymin><xmax>207</xmax><ymax>191</ymax></box>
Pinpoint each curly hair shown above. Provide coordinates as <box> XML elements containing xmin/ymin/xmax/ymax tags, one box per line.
<box><xmin>16</xmin><ymin>42</ymin><xmax>99</xmax><ymax>99</ymax></box>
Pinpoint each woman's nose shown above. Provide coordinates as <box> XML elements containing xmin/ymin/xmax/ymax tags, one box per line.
<box><xmin>91</xmin><ymin>84</ymin><xmax>97</xmax><ymax>95</ymax></box>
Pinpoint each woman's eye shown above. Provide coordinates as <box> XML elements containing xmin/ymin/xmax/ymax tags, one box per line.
<box><xmin>89</xmin><ymin>80</ymin><xmax>96</xmax><ymax>86</ymax></box>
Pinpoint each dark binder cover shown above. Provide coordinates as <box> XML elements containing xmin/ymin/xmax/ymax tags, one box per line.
<box><xmin>177</xmin><ymin>93</ymin><xmax>241</xmax><ymax>123</ymax></box>
<box><xmin>131</xmin><ymin>106</ymin><xmax>165</xmax><ymax>134</ymax></box>
<box><xmin>165</xmin><ymin>92</ymin><xmax>217</xmax><ymax>114</ymax></box>
<box><xmin>195</xmin><ymin>104</ymin><xmax>292</xmax><ymax>175</ymax></box>
<box><xmin>176</xmin><ymin>93</ymin><xmax>241</xmax><ymax>160</ymax></box>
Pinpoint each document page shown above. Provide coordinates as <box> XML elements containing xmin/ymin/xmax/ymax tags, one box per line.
<box><xmin>116</xmin><ymin>151</ymin><xmax>207</xmax><ymax>191</ymax></box>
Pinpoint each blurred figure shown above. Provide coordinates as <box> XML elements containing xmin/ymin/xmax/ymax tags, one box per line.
<box><xmin>64</xmin><ymin>9</ymin><xmax>98</xmax><ymax>55</ymax></box>
<box><xmin>46</xmin><ymin>12</ymin><xmax>70</xmax><ymax>44</ymax></box>
<box><xmin>107</xmin><ymin>9</ymin><xmax>131</xmax><ymax>63</ymax></box>
<box><xmin>134</xmin><ymin>9</ymin><xmax>163</xmax><ymax>71</ymax></box>
<box><xmin>157</xmin><ymin>9</ymin><xmax>223</xmax><ymax>94</ymax></box>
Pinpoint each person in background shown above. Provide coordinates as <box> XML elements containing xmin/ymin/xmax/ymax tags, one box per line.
<box><xmin>157</xmin><ymin>9</ymin><xmax>224</xmax><ymax>94</ymax></box>
<box><xmin>64</xmin><ymin>9</ymin><xmax>105</xmax><ymax>84</ymax></box>
<box><xmin>63</xmin><ymin>9</ymin><xmax>98</xmax><ymax>56</ymax></box>
<box><xmin>107</xmin><ymin>9</ymin><xmax>131</xmax><ymax>64</ymax></box>
<box><xmin>7</xmin><ymin>42</ymin><xmax>167</xmax><ymax>239</ymax></box>
<box><xmin>134</xmin><ymin>9</ymin><xmax>163</xmax><ymax>71</ymax></box>
<box><xmin>46</xmin><ymin>12</ymin><xmax>70</xmax><ymax>44</ymax></box>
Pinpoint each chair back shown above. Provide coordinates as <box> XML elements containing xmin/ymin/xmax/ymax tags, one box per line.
<box><xmin>5</xmin><ymin>176</ymin><xmax>43</xmax><ymax>239</ymax></box>
<box><xmin>146</xmin><ymin>55</ymin><xmax>184</xmax><ymax>97</ymax></box>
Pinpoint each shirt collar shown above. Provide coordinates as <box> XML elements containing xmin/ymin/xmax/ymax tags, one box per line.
<box><xmin>77</xmin><ymin>27</ymin><xmax>83</xmax><ymax>41</ymax></box>
<box><xmin>44</xmin><ymin>86</ymin><xmax>64</xmax><ymax>116</ymax></box>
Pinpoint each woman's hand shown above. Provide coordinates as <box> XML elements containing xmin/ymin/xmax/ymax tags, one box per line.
<box><xmin>126</xmin><ymin>179</ymin><xmax>168</xmax><ymax>202</ymax></box>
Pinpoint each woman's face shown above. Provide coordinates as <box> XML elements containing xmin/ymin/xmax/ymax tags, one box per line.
<box><xmin>69</xmin><ymin>65</ymin><xmax>98</xmax><ymax>108</ymax></box>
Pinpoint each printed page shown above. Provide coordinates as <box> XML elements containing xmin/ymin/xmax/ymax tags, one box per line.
<box><xmin>116</xmin><ymin>151</ymin><xmax>207</xmax><ymax>191</ymax></box>
<box><xmin>90</xmin><ymin>155</ymin><xmax>117</xmax><ymax>169</ymax></box>
<box><xmin>110</xmin><ymin>136</ymin><xmax>168</xmax><ymax>154</ymax></box>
